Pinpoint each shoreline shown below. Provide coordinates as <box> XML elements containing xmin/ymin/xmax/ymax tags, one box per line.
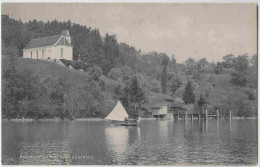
<box><xmin>1</xmin><ymin>116</ymin><xmax>257</xmax><ymax>122</ymax></box>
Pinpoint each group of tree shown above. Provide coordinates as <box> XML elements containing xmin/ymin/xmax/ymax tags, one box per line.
<box><xmin>2</xmin><ymin>56</ymin><xmax>106</xmax><ymax>119</ymax></box>
<box><xmin>114</xmin><ymin>74</ymin><xmax>151</xmax><ymax>118</ymax></box>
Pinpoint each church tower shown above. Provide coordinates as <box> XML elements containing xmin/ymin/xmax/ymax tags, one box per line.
<box><xmin>62</xmin><ymin>30</ymin><xmax>71</xmax><ymax>44</ymax></box>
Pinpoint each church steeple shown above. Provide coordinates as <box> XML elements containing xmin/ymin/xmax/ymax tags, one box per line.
<box><xmin>62</xmin><ymin>30</ymin><xmax>71</xmax><ymax>44</ymax></box>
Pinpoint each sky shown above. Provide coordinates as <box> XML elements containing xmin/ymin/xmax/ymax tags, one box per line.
<box><xmin>2</xmin><ymin>3</ymin><xmax>257</xmax><ymax>63</ymax></box>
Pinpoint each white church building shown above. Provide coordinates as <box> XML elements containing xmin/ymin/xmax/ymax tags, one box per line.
<box><xmin>23</xmin><ymin>30</ymin><xmax>73</xmax><ymax>60</ymax></box>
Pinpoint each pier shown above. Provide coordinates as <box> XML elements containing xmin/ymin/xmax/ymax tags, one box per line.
<box><xmin>172</xmin><ymin>110</ymin><xmax>229</xmax><ymax>120</ymax></box>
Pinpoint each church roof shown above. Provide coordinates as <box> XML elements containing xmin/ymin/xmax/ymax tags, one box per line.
<box><xmin>24</xmin><ymin>34</ymin><xmax>72</xmax><ymax>49</ymax></box>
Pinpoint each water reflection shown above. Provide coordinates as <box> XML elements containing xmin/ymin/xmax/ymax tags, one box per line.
<box><xmin>105</xmin><ymin>125</ymin><xmax>141</xmax><ymax>164</ymax></box>
<box><xmin>105</xmin><ymin>126</ymin><xmax>129</xmax><ymax>156</ymax></box>
<box><xmin>2</xmin><ymin>119</ymin><xmax>258</xmax><ymax>165</ymax></box>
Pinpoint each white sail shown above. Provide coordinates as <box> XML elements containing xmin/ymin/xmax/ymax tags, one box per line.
<box><xmin>105</xmin><ymin>101</ymin><xmax>129</xmax><ymax>121</ymax></box>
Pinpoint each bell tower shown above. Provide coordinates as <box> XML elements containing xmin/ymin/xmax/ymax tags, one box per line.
<box><xmin>62</xmin><ymin>30</ymin><xmax>71</xmax><ymax>44</ymax></box>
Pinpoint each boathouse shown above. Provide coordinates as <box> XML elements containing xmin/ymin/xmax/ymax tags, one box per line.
<box><xmin>151</xmin><ymin>105</ymin><xmax>168</xmax><ymax>119</ymax></box>
<box><xmin>23</xmin><ymin>30</ymin><xmax>73</xmax><ymax>60</ymax></box>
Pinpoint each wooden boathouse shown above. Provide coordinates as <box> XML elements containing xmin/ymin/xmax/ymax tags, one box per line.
<box><xmin>151</xmin><ymin>104</ymin><xmax>168</xmax><ymax>119</ymax></box>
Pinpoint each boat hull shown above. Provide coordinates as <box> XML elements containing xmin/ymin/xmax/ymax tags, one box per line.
<box><xmin>121</xmin><ymin>122</ymin><xmax>138</xmax><ymax>126</ymax></box>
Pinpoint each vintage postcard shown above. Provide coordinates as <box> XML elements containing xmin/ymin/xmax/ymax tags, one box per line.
<box><xmin>1</xmin><ymin>3</ymin><xmax>258</xmax><ymax>165</ymax></box>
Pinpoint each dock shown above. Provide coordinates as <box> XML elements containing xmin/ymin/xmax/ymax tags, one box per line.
<box><xmin>171</xmin><ymin>110</ymin><xmax>229</xmax><ymax>120</ymax></box>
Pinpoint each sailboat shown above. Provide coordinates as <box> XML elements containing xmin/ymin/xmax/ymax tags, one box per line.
<box><xmin>105</xmin><ymin>101</ymin><xmax>138</xmax><ymax>126</ymax></box>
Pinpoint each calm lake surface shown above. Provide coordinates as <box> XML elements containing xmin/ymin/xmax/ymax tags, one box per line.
<box><xmin>2</xmin><ymin>119</ymin><xmax>258</xmax><ymax>165</ymax></box>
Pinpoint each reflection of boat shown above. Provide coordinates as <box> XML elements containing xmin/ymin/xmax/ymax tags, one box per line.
<box><xmin>105</xmin><ymin>101</ymin><xmax>138</xmax><ymax>126</ymax></box>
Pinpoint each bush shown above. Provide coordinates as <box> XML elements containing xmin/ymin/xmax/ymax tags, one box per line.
<box><xmin>73</xmin><ymin>61</ymin><xmax>88</xmax><ymax>71</ymax></box>
<box><xmin>192</xmin><ymin>71</ymin><xmax>201</xmax><ymax>81</ymax></box>
<box><xmin>175</xmin><ymin>87</ymin><xmax>185</xmax><ymax>97</ymax></box>
<box><xmin>150</xmin><ymin>79</ymin><xmax>161</xmax><ymax>93</ymax></box>
<box><xmin>231</xmin><ymin>72</ymin><xmax>247</xmax><ymax>87</ymax></box>
<box><xmin>208</xmin><ymin>75</ymin><xmax>216</xmax><ymax>87</ymax></box>
<box><xmin>60</xmin><ymin>59</ymin><xmax>88</xmax><ymax>71</ymax></box>
<box><xmin>2</xmin><ymin>45</ymin><xmax>19</xmax><ymax>57</ymax></box>
<box><xmin>242</xmin><ymin>87</ymin><xmax>256</xmax><ymax>100</ymax></box>
<box><xmin>168</xmin><ymin>76</ymin><xmax>183</xmax><ymax>95</ymax></box>
<box><xmin>183</xmin><ymin>81</ymin><xmax>195</xmax><ymax>104</ymax></box>
<box><xmin>107</xmin><ymin>68</ymin><xmax>123</xmax><ymax>80</ymax></box>
<box><xmin>121</xmin><ymin>65</ymin><xmax>133</xmax><ymax>82</ymax></box>
<box><xmin>214</xmin><ymin>62</ymin><xmax>223</xmax><ymax>74</ymax></box>
<box><xmin>235</xmin><ymin>55</ymin><xmax>248</xmax><ymax>72</ymax></box>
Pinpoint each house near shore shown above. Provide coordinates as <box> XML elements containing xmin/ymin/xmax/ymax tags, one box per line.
<box><xmin>23</xmin><ymin>30</ymin><xmax>73</xmax><ymax>61</ymax></box>
<box><xmin>151</xmin><ymin>104</ymin><xmax>169</xmax><ymax>119</ymax></box>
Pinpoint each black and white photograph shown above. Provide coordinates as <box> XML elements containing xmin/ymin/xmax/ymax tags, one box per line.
<box><xmin>1</xmin><ymin>2</ymin><xmax>258</xmax><ymax>165</ymax></box>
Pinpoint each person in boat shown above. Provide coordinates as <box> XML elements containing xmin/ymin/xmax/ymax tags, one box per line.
<box><xmin>124</xmin><ymin>117</ymin><xmax>138</xmax><ymax>123</ymax></box>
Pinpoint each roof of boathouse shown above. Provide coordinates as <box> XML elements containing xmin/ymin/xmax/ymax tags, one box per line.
<box><xmin>151</xmin><ymin>103</ymin><xmax>169</xmax><ymax>109</ymax></box>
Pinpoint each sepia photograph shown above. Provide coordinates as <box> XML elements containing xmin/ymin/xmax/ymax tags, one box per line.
<box><xmin>1</xmin><ymin>2</ymin><xmax>258</xmax><ymax>165</ymax></box>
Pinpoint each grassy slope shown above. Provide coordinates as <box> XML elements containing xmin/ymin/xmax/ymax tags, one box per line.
<box><xmin>2</xmin><ymin>56</ymin><xmax>121</xmax><ymax>95</ymax></box>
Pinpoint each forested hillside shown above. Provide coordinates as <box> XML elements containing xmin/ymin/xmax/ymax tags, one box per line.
<box><xmin>2</xmin><ymin>15</ymin><xmax>258</xmax><ymax>119</ymax></box>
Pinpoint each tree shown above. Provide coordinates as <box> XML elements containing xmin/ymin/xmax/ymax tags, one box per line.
<box><xmin>185</xmin><ymin>57</ymin><xmax>196</xmax><ymax>67</ymax></box>
<box><xmin>250</xmin><ymin>54</ymin><xmax>257</xmax><ymax>67</ymax></box>
<box><xmin>114</xmin><ymin>84</ymin><xmax>123</xmax><ymax>100</ymax></box>
<box><xmin>2</xmin><ymin>44</ymin><xmax>19</xmax><ymax>57</ymax></box>
<box><xmin>103</xmin><ymin>34</ymin><xmax>119</xmax><ymax>74</ymax></box>
<box><xmin>170</xmin><ymin>54</ymin><xmax>176</xmax><ymax>64</ymax></box>
<box><xmin>121</xmin><ymin>65</ymin><xmax>133</xmax><ymax>83</ymax></box>
<box><xmin>118</xmin><ymin>43</ymin><xmax>138</xmax><ymax>71</ymax></box>
<box><xmin>214</xmin><ymin>62</ymin><xmax>223</xmax><ymax>74</ymax></box>
<box><xmin>197</xmin><ymin>58</ymin><xmax>208</xmax><ymax>71</ymax></box>
<box><xmin>78</xmin><ymin>78</ymin><xmax>105</xmax><ymax>118</ymax></box>
<box><xmin>183</xmin><ymin>81</ymin><xmax>195</xmax><ymax>104</ymax></box>
<box><xmin>128</xmin><ymin>75</ymin><xmax>150</xmax><ymax>109</ymax></box>
<box><xmin>197</xmin><ymin>93</ymin><xmax>206</xmax><ymax>114</ymax></box>
<box><xmin>161</xmin><ymin>53</ymin><xmax>169</xmax><ymax>94</ymax></box>
<box><xmin>169</xmin><ymin>75</ymin><xmax>183</xmax><ymax>96</ymax></box>
<box><xmin>242</xmin><ymin>87</ymin><xmax>256</xmax><ymax>100</ymax></box>
<box><xmin>2</xmin><ymin>57</ymin><xmax>45</xmax><ymax>119</ymax></box>
<box><xmin>150</xmin><ymin>79</ymin><xmax>161</xmax><ymax>93</ymax></box>
<box><xmin>44</xmin><ymin>76</ymin><xmax>70</xmax><ymax>119</ymax></box>
<box><xmin>107</xmin><ymin>68</ymin><xmax>123</xmax><ymax>81</ymax></box>
<box><xmin>223</xmin><ymin>54</ymin><xmax>236</xmax><ymax>68</ymax></box>
<box><xmin>79</xmin><ymin>29</ymin><xmax>104</xmax><ymax>66</ymax></box>
<box><xmin>87</xmin><ymin>66</ymin><xmax>105</xmax><ymax>91</ymax></box>
<box><xmin>235</xmin><ymin>54</ymin><xmax>248</xmax><ymax>72</ymax></box>
<box><xmin>231</xmin><ymin>72</ymin><xmax>247</xmax><ymax>87</ymax></box>
<box><xmin>185</xmin><ymin>57</ymin><xmax>196</xmax><ymax>75</ymax></box>
<box><xmin>2</xmin><ymin>57</ymin><xmax>21</xmax><ymax>118</ymax></box>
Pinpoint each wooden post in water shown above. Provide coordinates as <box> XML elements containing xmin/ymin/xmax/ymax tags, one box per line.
<box><xmin>217</xmin><ymin>110</ymin><xmax>219</xmax><ymax>120</ymax></box>
<box><xmin>185</xmin><ymin>111</ymin><xmax>188</xmax><ymax>120</ymax></box>
<box><xmin>230</xmin><ymin>110</ymin><xmax>232</xmax><ymax>121</ymax></box>
<box><xmin>177</xmin><ymin>114</ymin><xmax>179</xmax><ymax>121</ymax></box>
<box><xmin>205</xmin><ymin>109</ymin><xmax>208</xmax><ymax>119</ymax></box>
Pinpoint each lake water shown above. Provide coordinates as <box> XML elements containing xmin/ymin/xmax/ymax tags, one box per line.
<box><xmin>2</xmin><ymin>119</ymin><xmax>258</xmax><ymax>165</ymax></box>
